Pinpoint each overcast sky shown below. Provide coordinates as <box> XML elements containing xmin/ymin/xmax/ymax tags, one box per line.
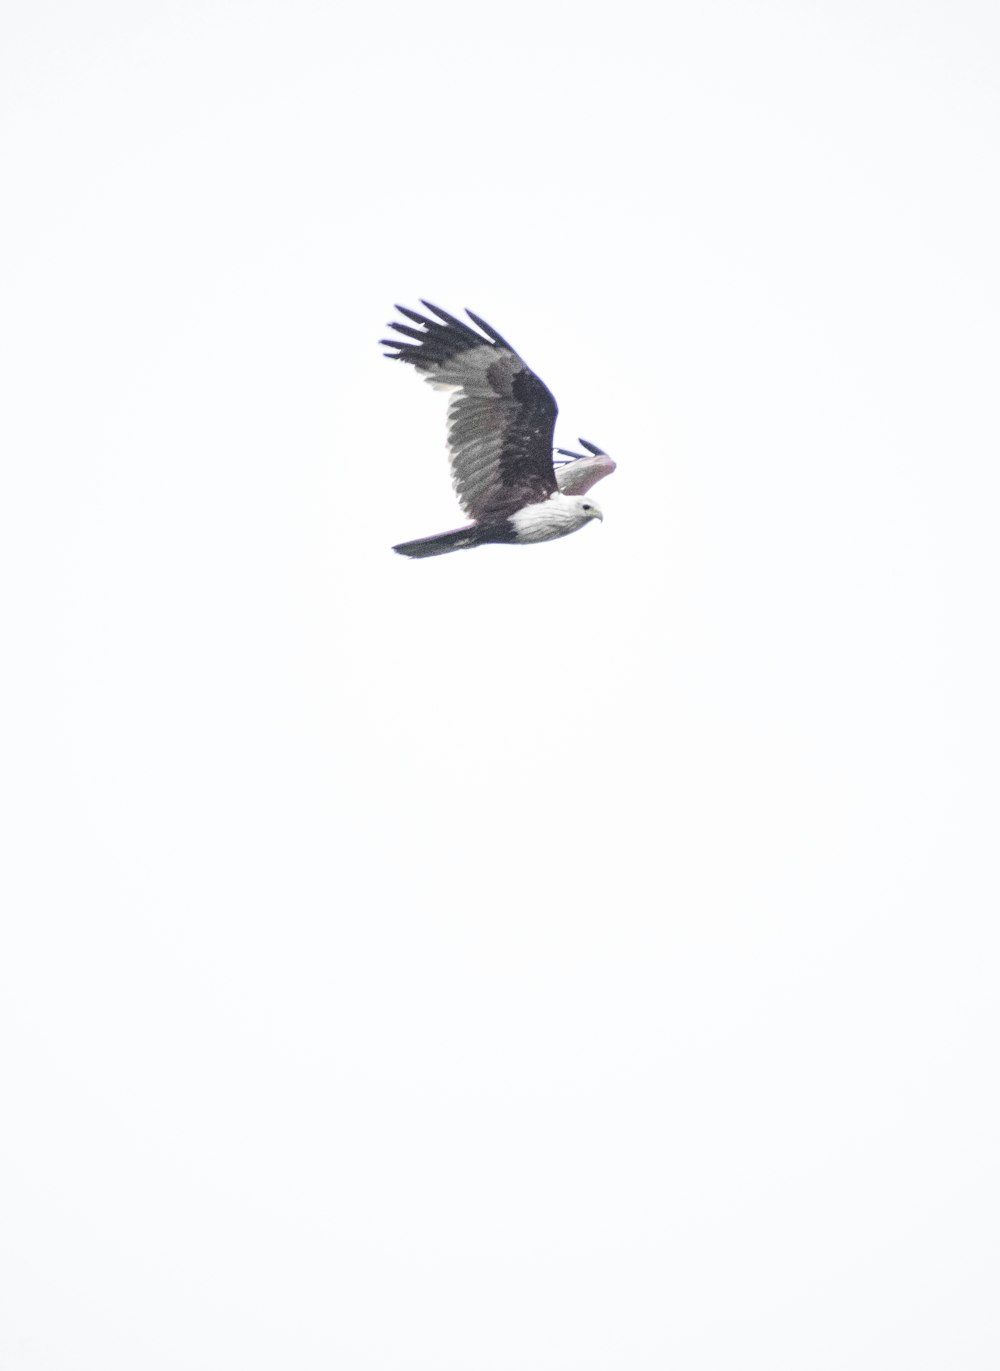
<box><xmin>3</xmin><ymin>2</ymin><xmax>999</xmax><ymax>1367</ymax></box>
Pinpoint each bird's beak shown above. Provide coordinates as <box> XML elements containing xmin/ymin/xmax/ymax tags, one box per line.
<box><xmin>594</xmin><ymin>509</ymin><xmax>603</xmax><ymax>522</ymax></box>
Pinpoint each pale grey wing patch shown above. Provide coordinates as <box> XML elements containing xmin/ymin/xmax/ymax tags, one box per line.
<box><xmin>555</xmin><ymin>452</ymin><xmax>617</xmax><ymax>495</ymax></box>
<box><xmin>416</xmin><ymin>342</ymin><xmax>515</xmax><ymax>517</ymax></box>
<box><xmin>422</xmin><ymin>345</ymin><xmax>538</xmax><ymax>520</ymax></box>
<box><xmin>420</xmin><ymin>343</ymin><xmax>497</xmax><ymax>392</ymax></box>
<box><xmin>447</xmin><ymin>394</ymin><xmax>507</xmax><ymax>517</ymax></box>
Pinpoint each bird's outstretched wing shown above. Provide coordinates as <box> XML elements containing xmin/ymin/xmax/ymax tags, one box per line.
<box><xmin>554</xmin><ymin>438</ymin><xmax>617</xmax><ymax>496</ymax></box>
<box><xmin>381</xmin><ymin>302</ymin><xmax>559</xmax><ymax>521</ymax></box>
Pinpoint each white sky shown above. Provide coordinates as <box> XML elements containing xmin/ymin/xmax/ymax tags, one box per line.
<box><xmin>3</xmin><ymin>1</ymin><xmax>999</xmax><ymax>1367</ymax></box>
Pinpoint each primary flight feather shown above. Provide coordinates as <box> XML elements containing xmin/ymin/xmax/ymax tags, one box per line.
<box><xmin>382</xmin><ymin>303</ymin><xmax>615</xmax><ymax>558</ymax></box>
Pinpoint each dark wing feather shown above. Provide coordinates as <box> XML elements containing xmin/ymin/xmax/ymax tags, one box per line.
<box><xmin>382</xmin><ymin>303</ymin><xmax>559</xmax><ymax>520</ymax></box>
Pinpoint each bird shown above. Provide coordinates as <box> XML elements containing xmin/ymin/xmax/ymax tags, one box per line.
<box><xmin>382</xmin><ymin>302</ymin><xmax>615</xmax><ymax>558</ymax></box>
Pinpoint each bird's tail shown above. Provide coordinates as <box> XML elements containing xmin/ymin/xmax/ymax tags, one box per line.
<box><xmin>392</xmin><ymin>524</ymin><xmax>482</xmax><ymax>558</ymax></box>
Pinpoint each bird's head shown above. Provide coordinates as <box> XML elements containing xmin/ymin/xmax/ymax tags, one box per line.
<box><xmin>572</xmin><ymin>495</ymin><xmax>603</xmax><ymax>523</ymax></box>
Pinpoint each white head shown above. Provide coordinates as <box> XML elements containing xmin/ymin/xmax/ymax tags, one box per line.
<box><xmin>546</xmin><ymin>492</ymin><xmax>603</xmax><ymax>530</ymax></box>
<box><xmin>572</xmin><ymin>494</ymin><xmax>604</xmax><ymax>523</ymax></box>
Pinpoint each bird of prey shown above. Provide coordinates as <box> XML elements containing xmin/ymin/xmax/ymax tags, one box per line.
<box><xmin>382</xmin><ymin>303</ymin><xmax>615</xmax><ymax>558</ymax></box>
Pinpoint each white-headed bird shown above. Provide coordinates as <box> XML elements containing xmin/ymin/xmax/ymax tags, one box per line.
<box><xmin>383</xmin><ymin>303</ymin><xmax>615</xmax><ymax>558</ymax></box>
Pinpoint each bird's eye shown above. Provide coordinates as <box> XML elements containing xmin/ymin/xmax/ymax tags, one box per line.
<box><xmin>582</xmin><ymin>503</ymin><xmax>592</xmax><ymax>511</ymax></box>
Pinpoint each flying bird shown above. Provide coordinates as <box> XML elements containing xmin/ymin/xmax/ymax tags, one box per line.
<box><xmin>382</xmin><ymin>303</ymin><xmax>615</xmax><ymax>558</ymax></box>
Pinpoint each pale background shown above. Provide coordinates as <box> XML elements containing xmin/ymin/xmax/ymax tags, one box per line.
<box><xmin>3</xmin><ymin>2</ymin><xmax>999</xmax><ymax>1367</ymax></box>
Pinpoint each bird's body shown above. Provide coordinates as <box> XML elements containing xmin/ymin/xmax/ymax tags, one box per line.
<box><xmin>381</xmin><ymin>303</ymin><xmax>615</xmax><ymax>558</ymax></box>
<box><xmin>395</xmin><ymin>489</ymin><xmax>600</xmax><ymax>559</ymax></box>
